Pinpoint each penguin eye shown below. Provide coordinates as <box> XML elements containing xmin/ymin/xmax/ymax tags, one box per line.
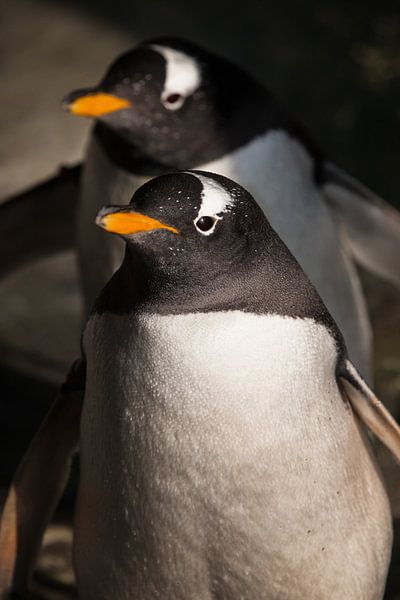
<box><xmin>194</xmin><ymin>215</ymin><xmax>218</xmax><ymax>235</ymax></box>
<box><xmin>162</xmin><ymin>93</ymin><xmax>185</xmax><ymax>110</ymax></box>
<box><xmin>165</xmin><ymin>93</ymin><xmax>182</xmax><ymax>105</ymax></box>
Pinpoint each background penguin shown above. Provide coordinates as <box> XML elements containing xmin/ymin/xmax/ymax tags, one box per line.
<box><xmin>2</xmin><ymin>171</ymin><xmax>400</xmax><ymax>599</ymax></box>
<box><xmin>58</xmin><ymin>37</ymin><xmax>400</xmax><ymax>383</ymax></box>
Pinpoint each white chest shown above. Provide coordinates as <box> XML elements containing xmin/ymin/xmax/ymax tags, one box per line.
<box><xmin>75</xmin><ymin>311</ymin><xmax>390</xmax><ymax>599</ymax></box>
<box><xmin>84</xmin><ymin>311</ymin><xmax>339</xmax><ymax>419</ymax></box>
<box><xmin>81</xmin><ymin>310</ymin><xmax>366</xmax><ymax>512</ymax></box>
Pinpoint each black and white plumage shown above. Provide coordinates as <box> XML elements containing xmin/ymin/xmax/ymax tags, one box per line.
<box><xmin>59</xmin><ymin>37</ymin><xmax>399</xmax><ymax>382</ymax></box>
<box><xmin>71</xmin><ymin>172</ymin><xmax>400</xmax><ymax>598</ymax></box>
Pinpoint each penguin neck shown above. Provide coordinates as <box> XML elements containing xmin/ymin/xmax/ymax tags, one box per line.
<box><xmin>93</xmin><ymin>89</ymin><xmax>323</xmax><ymax>178</ymax></box>
<box><xmin>93</xmin><ymin>123</ymin><xmax>174</xmax><ymax>176</ymax></box>
<box><xmin>92</xmin><ymin>238</ymin><xmax>342</xmax><ymax>350</ymax></box>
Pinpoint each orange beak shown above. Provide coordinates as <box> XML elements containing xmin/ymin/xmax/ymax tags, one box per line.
<box><xmin>96</xmin><ymin>207</ymin><xmax>179</xmax><ymax>236</ymax></box>
<box><xmin>63</xmin><ymin>91</ymin><xmax>131</xmax><ymax>118</ymax></box>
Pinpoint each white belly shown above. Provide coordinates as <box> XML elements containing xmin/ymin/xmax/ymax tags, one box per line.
<box><xmin>74</xmin><ymin>312</ymin><xmax>391</xmax><ymax>600</ymax></box>
<box><xmin>78</xmin><ymin>131</ymin><xmax>371</xmax><ymax>378</ymax></box>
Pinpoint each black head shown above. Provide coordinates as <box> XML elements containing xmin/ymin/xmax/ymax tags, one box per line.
<box><xmin>95</xmin><ymin>170</ymin><xmax>337</xmax><ymax>337</ymax></box>
<box><xmin>63</xmin><ymin>38</ymin><xmax>284</xmax><ymax>170</ymax></box>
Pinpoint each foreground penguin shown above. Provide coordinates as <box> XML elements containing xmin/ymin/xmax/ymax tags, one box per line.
<box><xmin>2</xmin><ymin>172</ymin><xmax>400</xmax><ymax>599</ymax></box>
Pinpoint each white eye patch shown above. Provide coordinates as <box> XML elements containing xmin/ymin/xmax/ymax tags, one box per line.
<box><xmin>149</xmin><ymin>45</ymin><xmax>201</xmax><ymax>110</ymax></box>
<box><xmin>189</xmin><ymin>173</ymin><xmax>234</xmax><ymax>236</ymax></box>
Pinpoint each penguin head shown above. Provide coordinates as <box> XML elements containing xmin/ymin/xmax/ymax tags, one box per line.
<box><xmin>63</xmin><ymin>38</ymin><xmax>269</xmax><ymax>167</ymax></box>
<box><xmin>94</xmin><ymin>170</ymin><xmax>336</xmax><ymax>335</ymax></box>
<box><xmin>94</xmin><ymin>168</ymin><xmax>332</xmax><ymax>326</ymax></box>
<box><xmin>96</xmin><ymin>170</ymin><xmax>265</xmax><ymax>278</ymax></box>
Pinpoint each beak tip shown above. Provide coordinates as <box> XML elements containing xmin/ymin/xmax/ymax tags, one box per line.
<box><xmin>61</xmin><ymin>101</ymin><xmax>71</xmax><ymax>113</ymax></box>
<box><xmin>95</xmin><ymin>207</ymin><xmax>112</xmax><ymax>230</ymax></box>
<box><xmin>95</xmin><ymin>215</ymin><xmax>104</xmax><ymax>229</ymax></box>
<box><xmin>61</xmin><ymin>88</ymin><xmax>95</xmax><ymax>116</ymax></box>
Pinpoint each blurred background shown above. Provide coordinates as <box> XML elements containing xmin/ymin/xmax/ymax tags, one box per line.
<box><xmin>1</xmin><ymin>0</ymin><xmax>399</xmax><ymax>597</ymax></box>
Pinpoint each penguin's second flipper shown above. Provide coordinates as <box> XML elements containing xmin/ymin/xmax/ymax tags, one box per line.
<box><xmin>0</xmin><ymin>164</ymin><xmax>81</xmax><ymax>278</ymax></box>
<box><xmin>0</xmin><ymin>359</ymin><xmax>85</xmax><ymax>598</ymax></box>
<box><xmin>339</xmin><ymin>358</ymin><xmax>400</xmax><ymax>462</ymax></box>
<box><xmin>322</xmin><ymin>161</ymin><xmax>400</xmax><ymax>288</ymax></box>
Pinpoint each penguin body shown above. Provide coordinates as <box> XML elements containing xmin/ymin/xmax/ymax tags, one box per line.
<box><xmin>77</xmin><ymin>311</ymin><xmax>389</xmax><ymax>600</ymax></box>
<box><xmin>67</xmin><ymin>39</ymin><xmax>375</xmax><ymax>378</ymax></box>
<box><xmin>73</xmin><ymin>171</ymin><xmax>392</xmax><ymax>599</ymax></box>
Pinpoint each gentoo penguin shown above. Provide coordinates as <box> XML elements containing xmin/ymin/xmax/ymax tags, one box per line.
<box><xmin>2</xmin><ymin>172</ymin><xmax>400</xmax><ymax>599</ymax></box>
<box><xmin>58</xmin><ymin>37</ymin><xmax>400</xmax><ymax>381</ymax></box>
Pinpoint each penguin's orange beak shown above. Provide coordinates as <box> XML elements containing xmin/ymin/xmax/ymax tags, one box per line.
<box><xmin>62</xmin><ymin>90</ymin><xmax>132</xmax><ymax>118</ymax></box>
<box><xmin>96</xmin><ymin>207</ymin><xmax>179</xmax><ymax>236</ymax></box>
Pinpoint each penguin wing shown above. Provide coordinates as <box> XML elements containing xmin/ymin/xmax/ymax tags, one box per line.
<box><xmin>0</xmin><ymin>359</ymin><xmax>85</xmax><ymax>597</ymax></box>
<box><xmin>339</xmin><ymin>358</ymin><xmax>400</xmax><ymax>462</ymax></box>
<box><xmin>0</xmin><ymin>164</ymin><xmax>81</xmax><ymax>278</ymax></box>
<box><xmin>322</xmin><ymin>161</ymin><xmax>400</xmax><ymax>288</ymax></box>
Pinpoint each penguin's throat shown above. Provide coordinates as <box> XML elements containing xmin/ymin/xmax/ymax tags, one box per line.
<box><xmin>94</xmin><ymin>122</ymin><xmax>174</xmax><ymax>176</ymax></box>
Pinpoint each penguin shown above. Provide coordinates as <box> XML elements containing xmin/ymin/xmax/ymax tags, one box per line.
<box><xmin>57</xmin><ymin>37</ymin><xmax>400</xmax><ymax>383</ymax></box>
<box><xmin>2</xmin><ymin>171</ymin><xmax>400</xmax><ymax>600</ymax></box>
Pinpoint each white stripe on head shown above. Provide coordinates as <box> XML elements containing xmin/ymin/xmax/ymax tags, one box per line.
<box><xmin>149</xmin><ymin>45</ymin><xmax>201</xmax><ymax>110</ymax></box>
<box><xmin>188</xmin><ymin>173</ymin><xmax>234</xmax><ymax>235</ymax></box>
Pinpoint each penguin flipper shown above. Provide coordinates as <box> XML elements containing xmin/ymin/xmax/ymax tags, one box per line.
<box><xmin>0</xmin><ymin>164</ymin><xmax>81</xmax><ymax>278</ymax></box>
<box><xmin>0</xmin><ymin>359</ymin><xmax>85</xmax><ymax>598</ymax></box>
<box><xmin>322</xmin><ymin>161</ymin><xmax>400</xmax><ymax>288</ymax></box>
<box><xmin>339</xmin><ymin>358</ymin><xmax>400</xmax><ymax>462</ymax></box>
